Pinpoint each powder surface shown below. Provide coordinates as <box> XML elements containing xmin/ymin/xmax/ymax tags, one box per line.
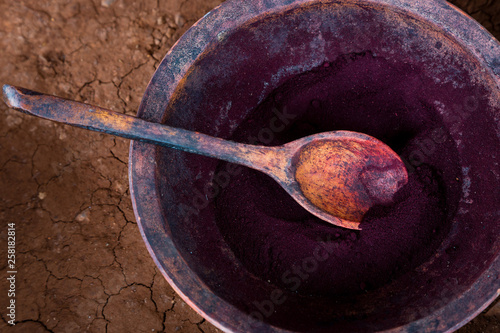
<box><xmin>214</xmin><ymin>52</ymin><xmax>461</xmax><ymax>296</ymax></box>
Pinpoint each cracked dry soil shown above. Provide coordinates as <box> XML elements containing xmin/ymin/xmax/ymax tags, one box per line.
<box><xmin>0</xmin><ymin>0</ymin><xmax>498</xmax><ymax>332</ymax></box>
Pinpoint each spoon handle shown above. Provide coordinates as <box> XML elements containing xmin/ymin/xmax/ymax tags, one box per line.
<box><xmin>3</xmin><ymin>85</ymin><xmax>287</xmax><ymax>179</ymax></box>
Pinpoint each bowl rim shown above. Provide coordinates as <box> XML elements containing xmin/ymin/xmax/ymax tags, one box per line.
<box><xmin>129</xmin><ymin>0</ymin><xmax>500</xmax><ymax>332</ymax></box>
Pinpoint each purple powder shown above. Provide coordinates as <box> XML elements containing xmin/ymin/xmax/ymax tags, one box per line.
<box><xmin>214</xmin><ymin>52</ymin><xmax>461</xmax><ymax>296</ymax></box>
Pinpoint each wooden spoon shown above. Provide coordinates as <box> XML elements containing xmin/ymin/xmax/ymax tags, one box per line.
<box><xmin>3</xmin><ymin>85</ymin><xmax>408</xmax><ymax>230</ymax></box>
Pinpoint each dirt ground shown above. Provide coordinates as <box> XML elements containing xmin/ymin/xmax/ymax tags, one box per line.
<box><xmin>0</xmin><ymin>0</ymin><xmax>498</xmax><ymax>332</ymax></box>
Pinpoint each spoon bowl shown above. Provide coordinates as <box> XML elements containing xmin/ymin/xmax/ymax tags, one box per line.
<box><xmin>3</xmin><ymin>84</ymin><xmax>407</xmax><ymax>230</ymax></box>
<box><xmin>287</xmin><ymin>132</ymin><xmax>408</xmax><ymax>228</ymax></box>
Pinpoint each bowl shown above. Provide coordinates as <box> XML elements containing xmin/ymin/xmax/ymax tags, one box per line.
<box><xmin>129</xmin><ymin>0</ymin><xmax>500</xmax><ymax>331</ymax></box>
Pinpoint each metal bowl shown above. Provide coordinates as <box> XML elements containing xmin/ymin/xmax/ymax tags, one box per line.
<box><xmin>129</xmin><ymin>0</ymin><xmax>500</xmax><ymax>331</ymax></box>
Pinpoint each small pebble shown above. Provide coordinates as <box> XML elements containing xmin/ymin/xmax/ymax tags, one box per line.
<box><xmin>76</xmin><ymin>209</ymin><xmax>89</xmax><ymax>222</ymax></box>
<box><xmin>174</xmin><ymin>13</ymin><xmax>186</xmax><ymax>28</ymax></box>
<box><xmin>101</xmin><ymin>0</ymin><xmax>116</xmax><ymax>7</ymax></box>
<box><xmin>166</xmin><ymin>16</ymin><xmax>177</xmax><ymax>28</ymax></box>
<box><xmin>156</xmin><ymin>16</ymin><xmax>166</xmax><ymax>25</ymax></box>
<box><xmin>166</xmin><ymin>27</ymin><xmax>175</xmax><ymax>39</ymax></box>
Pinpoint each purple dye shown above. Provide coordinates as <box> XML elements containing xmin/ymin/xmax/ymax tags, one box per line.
<box><xmin>214</xmin><ymin>52</ymin><xmax>461</xmax><ymax>296</ymax></box>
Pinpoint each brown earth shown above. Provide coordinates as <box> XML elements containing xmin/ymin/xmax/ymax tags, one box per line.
<box><xmin>0</xmin><ymin>0</ymin><xmax>498</xmax><ymax>332</ymax></box>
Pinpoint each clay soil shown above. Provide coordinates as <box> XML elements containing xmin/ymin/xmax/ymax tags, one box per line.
<box><xmin>0</xmin><ymin>0</ymin><xmax>498</xmax><ymax>332</ymax></box>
